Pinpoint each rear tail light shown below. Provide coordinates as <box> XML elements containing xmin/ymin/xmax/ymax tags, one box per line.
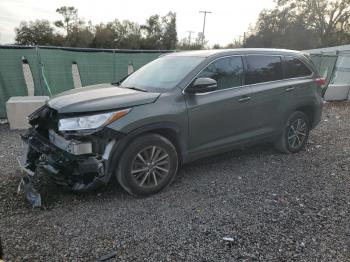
<box><xmin>315</xmin><ymin>78</ymin><xmax>326</xmax><ymax>88</ymax></box>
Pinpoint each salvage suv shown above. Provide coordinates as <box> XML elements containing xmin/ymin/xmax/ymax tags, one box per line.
<box><xmin>19</xmin><ymin>48</ymin><xmax>324</xmax><ymax>203</ymax></box>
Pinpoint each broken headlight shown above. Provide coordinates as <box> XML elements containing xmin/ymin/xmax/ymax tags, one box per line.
<box><xmin>58</xmin><ymin>109</ymin><xmax>130</xmax><ymax>131</ymax></box>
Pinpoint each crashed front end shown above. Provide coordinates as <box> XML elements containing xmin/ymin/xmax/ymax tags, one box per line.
<box><xmin>18</xmin><ymin>105</ymin><xmax>125</xmax><ymax>207</ymax></box>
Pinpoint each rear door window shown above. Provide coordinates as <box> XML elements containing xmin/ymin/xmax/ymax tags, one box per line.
<box><xmin>245</xmin><ymin>55</ymin><xmax>283</xmax><ymax>85</ymax></box>
<box><xmin>284</xmin><ymin>57</ymin><xmax>312</xmax><ymax>78</ymax></box>
<box><xmin>197</xmin><ymin>56</ymin><xmax>243</xmax><ymax>90</ymax></box>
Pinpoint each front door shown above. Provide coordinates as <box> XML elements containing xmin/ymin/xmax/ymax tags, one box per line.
<box><xmin>185</xmin><ymin>56</ymin><xmax>256</xmax><ymax>156</ymax></box>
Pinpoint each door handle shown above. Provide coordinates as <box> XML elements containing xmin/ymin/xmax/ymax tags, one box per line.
<box><xmin>285</xmin><ymin>86</ymin><xmax>295</xmax><ymax>92</ymax></box>
<box><xmin>238</xmin><ymin>96</ymin><xmax>251</xmax><ymax>102</ymax></box>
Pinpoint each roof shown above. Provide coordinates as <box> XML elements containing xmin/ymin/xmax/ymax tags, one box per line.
<box><xmin>167</xmin><ymin>48</ymin><xmax>303</xmax><ymax>58</ymax></box>
<box><xmin>304</xmin><ymin>44</ymin><xmax>350</xmax><ymax>55</ymax></box>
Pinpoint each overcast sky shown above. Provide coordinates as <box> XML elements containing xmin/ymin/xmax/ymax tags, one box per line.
<box><xmin>0</xmin><ymin>0</ymin><xmax>275</xmax><ymax>46</ymax></box>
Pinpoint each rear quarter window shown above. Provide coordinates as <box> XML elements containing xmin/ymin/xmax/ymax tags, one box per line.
<box><xmin>284</xmin><ymin>57</ymin><xmax>312</xmax><ymax>78</ymax></box>
<box><xmin>245</xmin><ymin>55</ymin><xmax>283</xmax><ymax>85</ymax></box>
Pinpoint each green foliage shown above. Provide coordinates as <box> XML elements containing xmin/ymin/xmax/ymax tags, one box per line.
<box><xmin>15</xmin><ymin>20</ymin><xmax>57</xmax><ymax>46</ymax></box>
<box><xmin>212</xmin><ymin>44</ymin><xmax>221</xmax><ymax>49</ymax></box>
<box><xmin>108</xmin><ymin>20</ymin><xmax>142</xmax><ymax>49</ymax></box>
<box><xmin>14</xmin><ymin>6</ymin><xmax>178</xmax><ymax>50</ymax></box>
<box><xmin>92</xmin><ymin>23</ymin><xmax>115</xmax><ymax>49</ymax></box>
<box><xmin>225</xmin><ymin>40</ymin><xmax>243</xmax><ymax>49</ymax></box>
<box><xmin>211</xmin><ymin>40</ymin><xmax>243</xmax><ymax>50</ymax></box>
<box><xmin>161</xmin><ymin>12</ymin><xmax>178</xmax><ymax>50</ymax></box>
<box><xmin>245</xmin><ymin>0</ymin><xmax>350</xmax><ymax>49</ymax></box>
<box><xmin>54</xmin><ymin>6</ymin><xmax>81</xmax><ymax>35</ymax></box>
<box><xmin>141</xmin><ymin>12</ymin><xmax>177</xmax><ymax>49</ymax></box>
<box><xmin>54</xmin><ymin>6</ymin><xmax>93</xmax><ymax>47</ymax></box>
<box><xmin>177</xmin><ymin>32</ymin><xmax>206</xmax><ymax>50</ymax></box>
<box><xmin>66</xmin><ymin>26</ymin><xmax>94</xmax><ymax>47</ymax></box>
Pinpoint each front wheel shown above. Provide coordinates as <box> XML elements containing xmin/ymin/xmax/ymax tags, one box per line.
<box><xmin>116</xmin><ymin>134</ymin><xmax>178</xmax><ymax>196</ymax></box>
<box><xmin>275</xmin><ymin>111</ymin><xmax>310</xmax><ymax>154</ymax></box>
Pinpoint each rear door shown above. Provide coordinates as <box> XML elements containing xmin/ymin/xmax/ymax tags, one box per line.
<box><xmin>283</xmin><ymin>56</ymin><xmax>315</xmax><ymax>99</ymax></box>
<box><xmin>243</xmin><ymin>55</ymin><xmax>289</xmax><ymax>135</ymax></box>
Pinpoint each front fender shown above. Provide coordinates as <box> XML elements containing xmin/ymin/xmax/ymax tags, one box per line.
<box><xmin>105</xmin><ymin>121</ymin><xmax>188</xmax><ymax>176</ymax></box>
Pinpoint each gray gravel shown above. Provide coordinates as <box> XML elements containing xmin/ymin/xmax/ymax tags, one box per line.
<box><xmin>1</xmin><ymin>102</ymin><xmax>350</xmax><ymax>261</ymax></box>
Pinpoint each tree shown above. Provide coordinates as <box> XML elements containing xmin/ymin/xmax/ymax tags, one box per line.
<box><xmin>141</xmin><ymin>15</ymin><xmax>163</xmax><ymax>49</ymax></box>
<box><xmin>194</xmin><ymin>32</ymin><xmax>208</xmax><ymax>48</ymax></box>
<box><xmin>91</xmin><ymin>20</ymin><xmax>142</xmax><ymax>49</ymax></box>
<box><xmin>225</xmin><ymin>39</ymin><xmax>243</xmax><ymax>49</ymax></box>
<box><xmin>177</xmin><ymin>38</ymin><xmax>203</xmax><ymax>50</ymax></box>
<box><xmin>176</xmin><ymin>32</ymin><xmax>204</xmax><ymax>50</ymax></box>
<box><xmin>245</xmin><ymin>8</ymin><xmax>319</xmax><ymax>49</ymax></box>
<box><xmin>141</xmin><ymin>12</ymin><xmax>178</xmax><ymax>49</ymax></box>
<box><xmin>14</xmin><ymin>7</ymin><xmax>179</xmax><ymax>50</ymax></box>
<box><xmin>92</xmin><ymin>23</ymin><xmax>116</xmax><ymax>48</ymax></box>
<box><xmin>161</xmin><ymin>12</ymin><xmax>177</xmax><ymax>49</ymax></box>
<box><xmin>245</xmin><ymin>0</ymin><xmax>350</xmax><ymax>49</ymax></box>
<box><xmin>66</xmin><ymin>26</ymin><xmax>94</xmax><ymax>47</ymax></box>
<box><xmin>54</xmin><ymin>6</ymin><xmax>94</xmax><ymax>47</ymax></box>
<box><xmin>110</xmin><ymin>20</ymin><xmax>142</xmax><ymax>49</ymax></box>
<box><xmin>15</xmin><ymin>20</ymin><xmax>56</xmax><ymax>45</ymax></box>
<box><xmin>54</xmin><ymin>6</ymin><xmax>82</xmax><ymax>36</ymax></box>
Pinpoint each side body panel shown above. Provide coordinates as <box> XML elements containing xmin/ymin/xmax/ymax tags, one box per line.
<box><xmin>107</xmin><ymin>89</ymin><xmax>190</xmax><ymax>161</ymax></box>
<box><xmin>185</xmin><ymin>86</ymin><xmax>257</xmax><ymax>157</ymax></box>
<box><xmin>243</xmin><ymin>80</ymin><xmax>292</xmax><ymax>136</ymax></box>
<box><xmin>108</xmin><ymin>51</ymin><xmax>323</xmax><ymax>165</ymax></box>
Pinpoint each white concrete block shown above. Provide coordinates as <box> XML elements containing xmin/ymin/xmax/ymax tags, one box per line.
<box><xmin>6</xmin><ymin>96</ymin><xmax>49</xmax><ymax>130</ymax></box>
<box><xmin>324</xmin><ymin>84</ymin><xmax>350</xmax><ymax>101</ymax></box>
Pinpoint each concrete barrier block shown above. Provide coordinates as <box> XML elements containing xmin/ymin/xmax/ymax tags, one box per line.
<box><xmin>6</xmin><ymin>96</ymin><xmax>49</xmax><ymax>130</ymax></box>
<box><xmin>324</xmin><ymin>84</ymin><xmax>350</xmax><ymax>101</ymax></box>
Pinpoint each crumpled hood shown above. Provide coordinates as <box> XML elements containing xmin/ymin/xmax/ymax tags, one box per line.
<box><xmin>48</xmin><ymin>83</ymin><xmax>160</xmax><ymax>114</ymax></box>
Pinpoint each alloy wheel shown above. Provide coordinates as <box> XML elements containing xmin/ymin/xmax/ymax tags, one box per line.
<box><xmin>287</xmin><ymin>118</ymin><xmax>307</xmax><ymax>149</ymax></box>
<box><xmin>130</xmin><ymin>146</ymin><xmax>170</xmax><ymax>188</ymax></box>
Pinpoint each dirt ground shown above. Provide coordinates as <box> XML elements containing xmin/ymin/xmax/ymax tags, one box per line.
<box><xmin>0</xmin><ymin>102</ymin><xmax>350</xmax><ymax>261</ymax></box>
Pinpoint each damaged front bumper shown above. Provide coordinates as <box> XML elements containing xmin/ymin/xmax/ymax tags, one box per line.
<box><xmin>17</xmin><ymin>142</ymin><xmax>41</xmax><ymax>208</ymax></box>
<box><xmin>18</xmin><ymin>127</ymin><xmax>121</xmax><ymax>207</ymax></box>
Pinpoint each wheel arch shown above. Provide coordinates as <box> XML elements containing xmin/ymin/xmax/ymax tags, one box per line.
<box><xmin>107</xmin><ymin>122</ymin><xmax>187</xmax><ymax>175</ymax></box>
<box><xmin>293</xmin><ymin>103</ymin><xmax>316</xmax><ymax>127</ymax></box>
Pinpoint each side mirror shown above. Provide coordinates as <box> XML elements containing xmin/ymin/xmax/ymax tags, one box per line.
<box><xmin>186</xmin><ymin>77</ymin><xmax>217</xmax><ymax>94</ymax></box>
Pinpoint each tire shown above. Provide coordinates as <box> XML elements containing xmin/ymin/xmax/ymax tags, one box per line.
<box><xmin>116</xmin><ymin>133</ymin><xmax>178</xmax><ymax>196</ymax></box>
<box><xmin>274</xmin><ymin>111</ymin><xmax>310</xmax><ymax>154</ymax></box>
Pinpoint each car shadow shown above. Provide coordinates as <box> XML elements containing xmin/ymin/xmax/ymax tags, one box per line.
<box><xmin>179</xmin><ymin>143</ymin><xmax>276</xmax><ymax>173</ymax></box>
<box><xmin>16</xmin><ymin>143</ymin><xmax>279</xmax><ymax>209</ymax></box>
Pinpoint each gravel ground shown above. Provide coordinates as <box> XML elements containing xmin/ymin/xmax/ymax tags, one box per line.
<box><xmin>1</xmin><ymin>102</ymin><xmax>350</xmax><ymax>261</ymax></box>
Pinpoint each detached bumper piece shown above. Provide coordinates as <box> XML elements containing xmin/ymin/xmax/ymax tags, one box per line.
<box><xmin>17</xmin><ymin>146</ymin><xmax>41</xmax><ymax>208</ymax></box>
<box><xmin>18</xmin><ymin>176</ymin><xmax>42</xmax><ymax>208</ymax></box>
<box><xmin>18</xmin><ymin>128</ymin><xmax>113</xmax><ymax>207</ymax></box>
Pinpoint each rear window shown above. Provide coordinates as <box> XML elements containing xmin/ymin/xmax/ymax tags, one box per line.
<box><xmin>245</xmin><ymin>55</ymin><xmax>283</xmax><ymax>85</ymax></box>
<box><xmin>284</xmin><ymin>57</ymin><xmax>312</xmax><ymax>78</ymax></box>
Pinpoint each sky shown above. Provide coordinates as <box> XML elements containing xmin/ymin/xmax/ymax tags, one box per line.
<box><xmin>0</xmin><ymin>0</ymin><xmax>276</xmax><ymax>46</ymax></box>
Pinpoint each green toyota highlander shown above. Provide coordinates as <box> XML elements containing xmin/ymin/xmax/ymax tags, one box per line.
<box><xmin>18</xmin><ymin>48</ymin><xmax>324</xmax><ymax>205</ymax></box>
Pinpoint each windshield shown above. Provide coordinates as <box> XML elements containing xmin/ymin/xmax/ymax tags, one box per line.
<box><xmin>120</xmin><ymin>56</ymin><xmax>205</xmax><ymax>92</ymax></box>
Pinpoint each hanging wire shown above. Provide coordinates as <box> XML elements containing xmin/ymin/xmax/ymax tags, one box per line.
<box><xmin>40</xmin><ymin>63</ymin><xmax>52</xmax><ymax>96</ymax></box>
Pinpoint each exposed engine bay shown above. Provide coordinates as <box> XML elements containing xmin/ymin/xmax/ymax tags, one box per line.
<box><xmin>18</xmin><ymin>105</ymin><xmax>123</xmax><ymax>207</ymax></box>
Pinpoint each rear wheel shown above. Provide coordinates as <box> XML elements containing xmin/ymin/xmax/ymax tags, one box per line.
<box><xmin>116</xmin><ymin>134</ymin><xmax>178</xmax><ymax>196</ymax></box>
<box><xmin>275</xmin><ymin>111</ymin><xmax>310</xmax><ymax>154</ymax></box>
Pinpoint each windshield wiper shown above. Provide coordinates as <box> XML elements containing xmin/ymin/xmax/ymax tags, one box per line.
<box><xmin>111</xmin><ymin>74</ymin><xmax>147</xmax><ymax>92</ymax></box>
<box><xmin>111</xmin><ymin>74</ymin><xmax>130</xmax><ymax>86</ymax></box>
<box><xmin>124</xmin><ymin>86</ymin><xmax>147</xmax><ymax>92</ymax></box>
